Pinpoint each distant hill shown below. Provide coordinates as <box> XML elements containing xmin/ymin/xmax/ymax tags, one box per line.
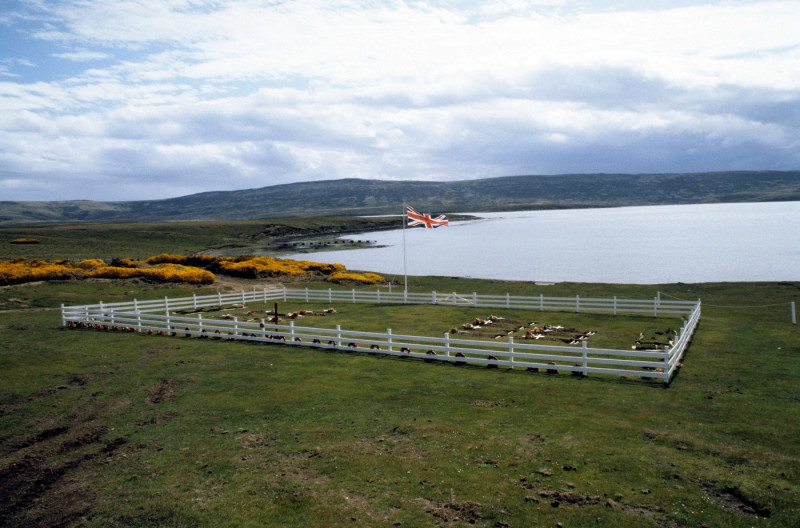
<box><xmin>1</xmin><ymin>171</ymin><xmax>799</xmax><ymax>225</ymax></box>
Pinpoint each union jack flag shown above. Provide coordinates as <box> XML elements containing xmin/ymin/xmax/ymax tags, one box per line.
<box><xmin>406</xmin><ymin>205</ymin><xmax>449</xmax><ymax>229</ymax></box>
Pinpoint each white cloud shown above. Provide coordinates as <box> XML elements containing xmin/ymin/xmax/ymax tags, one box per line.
<box><xmin>52</xmin><ymin>49</ymin><xmax>112</xmax><ymax>62</ymax></box>
<box><xmin>0</xmin><ymin>0</ymin><xmax>798</xmax><ymax>201</ymax></box>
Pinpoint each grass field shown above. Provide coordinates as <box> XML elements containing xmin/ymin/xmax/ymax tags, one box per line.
<box><xmin>1</xmin><ymin>276</ymin><xmax>798</xmax><ymax>527</ymax></box>
<box><xmin>1</xmin><ymin>221</ymin><xmax>799</xmax><ymax>527</ymax></box>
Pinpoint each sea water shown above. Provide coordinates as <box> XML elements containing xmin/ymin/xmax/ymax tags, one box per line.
<box><xmin>287</xmin><ymin>201</ymin><xmax>800</xmax><ymax>284</ymax></box>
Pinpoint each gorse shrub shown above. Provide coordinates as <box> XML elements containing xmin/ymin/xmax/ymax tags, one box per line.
<box><xmin>327</xmin><ymin>271</ymin><xmax>386</xmax><ymax>284</ymax></box>
<box><xmin>0</xmin><ymin>254</ymin><xmax>367</xmax><ymax>286</ymax></box>
<box><xmin>0</xmin><ymin>259</ymin><xmax>80</xmax><ymax>284</ymax></box>
<box><xmin>144</xmin><ymin>254</ymin><xmax>349</xmax><ymax>280</ymax></box>
<box><xmin>78</xmin><ymin>259</ymin><xmax>105</xmax><ymax>270</ymax></box>
<box><xmin>0</xmin><ymin>258</ymin><xmax>213</xmax><ymax>286</ymax></box>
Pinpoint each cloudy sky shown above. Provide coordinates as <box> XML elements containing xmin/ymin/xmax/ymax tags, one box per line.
<box><xmin>1</xmin><ymin>0</ymin><xmax>798</xmax><ymax>202</ymax></box>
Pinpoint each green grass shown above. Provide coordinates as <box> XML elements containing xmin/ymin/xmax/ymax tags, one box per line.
<box><xmin>0</xmin><ymin>216</ymin><xmax>403</xmax><ymax>261</ymax></box>
<box><xmin>0</xmin><ymin>220</ymin><xmax>269</xmax><ymax>261</ymax></box>
<box><xmin>2</xmin><ymin>277</ymin><xmax>799</xmax><ymax>527</ymax></box>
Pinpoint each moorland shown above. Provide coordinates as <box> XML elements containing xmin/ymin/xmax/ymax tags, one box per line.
<box><xmin>1</xmin><ymin>217</ymin><xmax>798</xmax><ymax>527</ymax></box>
<box><xmin>2</xmin><ymin>170</ymin><xmax>799</xmax><ymax>225</ymax></box>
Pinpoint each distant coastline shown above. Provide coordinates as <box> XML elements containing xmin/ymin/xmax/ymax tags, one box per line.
<box><xmin>1</xmin><ymin>170</ymin><xmax>799</xmax><ymax>226</ymax></box>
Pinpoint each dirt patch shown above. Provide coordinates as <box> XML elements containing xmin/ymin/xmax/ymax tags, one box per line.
<box><xmin>519</xmin><ymin>432</ymin><xmax>545</xmax><ymax>443</ymax></box>
<box><xmin>0</xmin><ymin>397</ymin><xmax>130</xmax><ymax>528</ymax></box>
<box><xmin>700</xmin><ymin>482</ymin><xmax>771</xmax><ymax>518</ymax></box>
<box><xmin>603</xmin><ymin>498</ymin><xmax>671</xmax><ymax>526</ymax></box>
<box><xmin>146</xmin><ymin>378</ymin><xmax>181</xmax><ymax>404</ymax></box>
<box><xmin>145</xmin><ymin>344</ymin><xmax>181</xmax><ymax>356</ymax></box>
<box><xmin>341</xmin><ymin>490</ymin><xmax>391</xmax><ymax>524</ymax></box>
<box><xmin>473</xmin><ymin>400</ymin><xmax>504</xmax><ymax>408</ymax></box>
<box><xmin>277</xmin><ymin>461</ymin><xmax>330</xmax><ymax>485</ymax></box>
<box><xmin>424</xmin><ymin>499</ymin><xmax>483</xmax><ymax>525</ymax></box>
<box><xmin>271</xmin><ymin>448</ymin><xmax>331</xmax><ymax>484</ymax></box>
<box><xmin>537</xmin><ymin>489</ymin><xmax>602</xmax><ymax>507</ymax></box>
<box><xmin>236</xmin><ymin>431</ymin><xmax>272</xmax><ymax>450</ymax></box>
<box><xmin>1</xmin><ymin>373</ymin><xmax>100</xmax><ymax>418</ymax></box>
<box><xmin>518</xmin><ymin>479</ymin><xmax>671</xmax><ymax>525</ymax></box>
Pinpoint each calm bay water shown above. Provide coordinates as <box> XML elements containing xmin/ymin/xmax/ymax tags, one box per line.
<box><xmin>288</xmin><ymin>202</ymin><xmax>800</xmax><ymax>284</ymax></box>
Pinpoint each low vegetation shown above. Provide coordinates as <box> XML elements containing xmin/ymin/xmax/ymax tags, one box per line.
<box><xmin>0</xmin><ymin>254</ymin><xmax>385</xmax><ymax>287</ymax></box>
<box><xmin>1</xmin><ymin>171</ymin><xmax>798</xmax><ymax>224</ymax></box>
<box><xmin>0</xmin><ymin>221</ymin><xmax>798</xmax><ymax>527</ymax></box>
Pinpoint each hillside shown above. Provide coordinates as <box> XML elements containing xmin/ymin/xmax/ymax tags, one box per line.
<box><xmin>1</xmin><ymin>170</ymin><xmax>799</xmax><ymax>225</ymax></box>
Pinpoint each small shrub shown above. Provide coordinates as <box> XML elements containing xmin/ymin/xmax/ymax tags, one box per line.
<box><xmin>78</xmin><ymin>259</ymin><xmax>105</xmax><ymax>270</ymax></box>
<box><xmin>10</xmin><ymin>238</ymin><xmax>40</xmax><ymax>244</ymax></box>
<box><xmin>327</xmin><ymin>271</ymin><xmax>386</xmax><ymax>284</ymax></box>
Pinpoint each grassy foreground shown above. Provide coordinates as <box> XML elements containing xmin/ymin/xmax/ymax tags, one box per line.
<box><xmin>1</xmin><ymin>276</ymin><xmax>798</xmax><ymax>527</ymax></box>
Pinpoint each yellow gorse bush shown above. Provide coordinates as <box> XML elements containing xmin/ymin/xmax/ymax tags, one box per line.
<box><xmin>145</xmin><ymin>254</ymin><xmax>347</xmax><ymax>280</ymax></box>
<box><xmin>0</xmin><ymin>258</ymin><xmax>214</xmax><ymax>286</ymax></box>
<box><xmin>327</xmin><ymin>271</ymin><xmax>386</xmax><ymax>284</ymax></box>
<box><xmin>1</xmin><ymin>254</ymin><xmax>363</xmax><ymax>286</ymax></box>
<box><xmin>216</xmin><ymin>256</ymin><xmax>347</xmax><ymax>278</ymax></box>
<box><xmin>0</xmin><ymin>259</ymin><xmax>80</xmax><ymax>284</ymax></box>
<box><xmin>78</xmin><ymin>259</ymin><xmax>105</xmax><ymax>270</ymax></box>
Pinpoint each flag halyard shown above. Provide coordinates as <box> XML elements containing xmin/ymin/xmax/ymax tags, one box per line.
<box><xmin>406</xmin><ymin>205</ymin><xmax>449</xmax><ymax>229</ymax></box>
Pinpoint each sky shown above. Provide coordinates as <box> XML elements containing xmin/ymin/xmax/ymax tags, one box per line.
<box><xmin>1</xmin><ymin>0</ymin><xmax>798</xmax><ymax>202</ymax></box>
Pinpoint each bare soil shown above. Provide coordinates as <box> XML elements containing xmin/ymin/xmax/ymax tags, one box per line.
<box><xmin>0</xmin><ymin>377</ymin><xmax>133</xmax><ymax>527</ymax></box>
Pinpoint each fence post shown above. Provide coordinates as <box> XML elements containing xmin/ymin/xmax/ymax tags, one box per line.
<box><xmin>388</xmin><ymin>328</ymin><xmax>393</xmax><ymax>352</ymax></box>
<box><xmin>582</xmin><ymin>341</ymin><xmax>588</xmax><ymax>377</ymax></box>
<box><xmin>261</xmin><ymin>318</ymin><xmax>266</xmax><ymax>339</ymax></box>
<box><xmin>133</xmin><ymin>298</ymin><xmax>138</xmax><ymax>312</ymax></box>
<box><xmin>403</xmin><ymin>290</ymin><xmax>407</xmax><ymax>304</ymax></box>
<box><xmin>453</xmin><ymin>292</ymin><xmax>457</xmax><ymax>306</ymax></box>
<box><xmin>540</xmin><ymin>293</ymin><xmax>544</xmax><ymax>311</ymax></box>
<box><xmin>654</xmin><ymin>296</ymin><xmax>658</xmax><ymax>317</ymax></box>
<box><xmin>377</xmin><ymin>289</ymin><xmax>381</xmax><ymax>304</ymax></box>
<box><xmin>613</xmin><ymin>296</ymin><xmax>617</xmax><ymax>315</ymax></box>
<box><xmin>61</xmin><ymin>304</ymin><xmax>66</xmax><ymax>326</ymax></box>
<box><xmin>217</xmin><ymin>292</ymin><xmax>222</xmax><ymax>306</ymax></box>
<box><xmin>290</xmin><ymin>320</ymin><xmax>295</xmax><ymax>339</ymax></box>
<box><xmin>473</xmin><ymin>292</ymin><xmax>477</xmax><ymax>305</ymax></box>
<box><xmin>508</xmin><ymin>336</ymin><xmax>514</xmax><ymax>368</ymax></box>
<box><xmin>234</xmin><ymin>317</ymin><xmax>239</xmax><ymax>336</ymax></box>
<box><xmin>306</xmin><ymin>287</ymin><xmax>310</xmax><ymax>303</ymax></box>
<box><xmin>576</xmin><ymin>295</ymin><xmax>580</xmax><ymax>313</ymax></box>
<box><xmin>197</xmin><ymin>313</ymin><xmax>202</xmax><ymax>335</ymax></box>
<box><xmin>444</xmin><ymin>332</ymin><xmax>450</xmax><ymax>358</ymax></box>
<box><xmin>329</xmin><ymin>288</ymin><xmax>333</xmax><ymax>303</ymax></box>
<box><xmin>792</xmin><ymin>301</ymin><xmax>796</xmax><ymax>325</ymax></box>
<box><xmin>193</xmin><ymin>293</ymin><xmax>197</xmax><ymax>310</ymax></box>
<box><xmin>506</xmin><ymin>293</ymin><xmax>510</xmax><ymax>308</ymax></box>
<box><xmin>164</xmin><ymin>296</ymin><xmax>169</xmax><ymax>312</ymax></box>
<box><xmin>432</xmin><ymin>291</ymin><xmax>437</xmax><ymax>304</ymax></box>
<box><xmin>336</xmin><ymin>324</ymin><xmax>342</xmax><ymax>347</ymax></box>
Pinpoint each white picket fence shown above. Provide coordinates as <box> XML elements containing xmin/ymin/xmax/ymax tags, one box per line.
<box><xmin>62</xmin><ymin>286</ymin><xmax>701</xmax><ymax>383</ymax></box>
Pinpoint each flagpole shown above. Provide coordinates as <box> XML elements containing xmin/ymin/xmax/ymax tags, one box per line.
<box><xmin>402</xmin><ymin>201</ymin><xmax>408</xmax><ymax>292</ymax></box>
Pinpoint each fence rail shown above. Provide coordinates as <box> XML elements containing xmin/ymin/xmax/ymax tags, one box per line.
<box><xmin>62</xmin><ymin>287</ymin><xmax>701</xmax><ymax>383</ymax></box>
